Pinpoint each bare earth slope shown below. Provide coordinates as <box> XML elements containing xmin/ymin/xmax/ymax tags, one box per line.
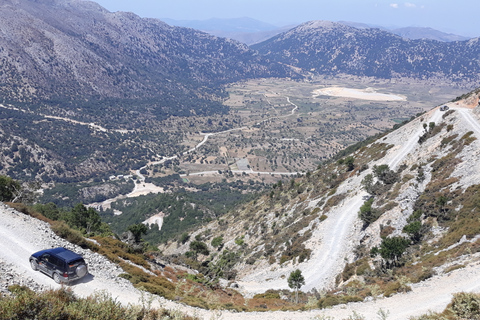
<box><xmin>229</xmin><ymin>104</ymin><xmax>467</xmax><ymax>296</ymax></box>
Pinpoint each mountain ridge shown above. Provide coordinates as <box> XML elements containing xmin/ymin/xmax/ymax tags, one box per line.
<box><xmin>252</xmin><ymin>20</ymin><xmax>480</xmax><ymax>84</ymax></box>
<box><xmin>0</xmin><ymin>0</ymin><xmax>294</xmax><ymax>115</ymax></box>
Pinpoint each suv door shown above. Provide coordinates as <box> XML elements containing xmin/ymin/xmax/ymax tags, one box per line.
<box><xmin>38</xmin><ymin>253</ymin><xmax>53</xmax><ymax>275</ymax></box>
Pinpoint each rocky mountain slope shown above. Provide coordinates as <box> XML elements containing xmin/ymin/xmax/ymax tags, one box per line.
<box><xmin>0</xmin><ymin>0</ymin><xmax>293</xmax><ymax>119</ymax></box>
<box><xmin>340</xmin><ymin>21</ymin><xmax>470</xmax><ymax>42</ymax></box>
<box><xmin>252</xmin><ymin>21</ymin><xmax>480</xmax><ymax>84</ymax></box>
<box><xmin>160</xmin><ymin>88</ymin><xmax>480</xmax><ymax>301</ymax></box>
<box><xmin>0</xmin><ymin>0</ymin><xmax>299</xmax><ymax>184</ymax></box>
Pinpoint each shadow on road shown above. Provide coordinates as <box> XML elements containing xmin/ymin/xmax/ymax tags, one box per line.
<box><xmin>68</xmin><ymin>273</ymin><xmax>94</xmax><ymax>285</ymax></box>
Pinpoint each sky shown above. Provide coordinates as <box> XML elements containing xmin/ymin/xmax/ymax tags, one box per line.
<box><xmin>92</xmin><ymin>0</ymin><xmax>480</xmax><ymax>37</ymax></box>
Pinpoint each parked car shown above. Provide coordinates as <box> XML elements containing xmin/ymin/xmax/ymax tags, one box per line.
<box><xmin>362</xmin><ymin>195</ymin><xmax>374</xmax><ymax>201</ymax></box>
<box><xmin>440</xmin><ymin>105</ymin><xmax>449</xmax><ymax>111</ymax></box>
<box><xmin>30</xmin><ymin>247</ymin><xmax>88</xmax><ymax>284</ymax></box>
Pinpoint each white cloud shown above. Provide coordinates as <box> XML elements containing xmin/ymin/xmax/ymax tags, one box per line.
<box><xmin>405</xmin><ymin>2</ymin><xmax>417</xmax><ymax>8</ymax></box>
<box><xmin>390</xmin><ymin>3</ymin><xmax>399</xmax><ymax>8</ymax></box>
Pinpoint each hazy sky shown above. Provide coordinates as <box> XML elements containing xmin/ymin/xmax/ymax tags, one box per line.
<box><xmin>93</xmin><ymin>0</ymin><xmax>479</xmax><ymax>37</ymax></box>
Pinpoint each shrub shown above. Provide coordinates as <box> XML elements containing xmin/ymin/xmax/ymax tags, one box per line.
<box><xmin>449</xmin><ymin>292</ymin><xmax>480</xmax><ymax>319</ymax></box>
<box><xmin>253</xmin><ymin>291</ymin><xmax>281</xmax><ymax>299</ymax></box>
<box><xmin>403</xmin><ymin>221</ymin><xmax>427</xmax><ymax>243</ymax></box>
<box><xmin>359</xmin><ymin>198</ymin><xmax>380</xmax><ymax>226</ymax></box>
<box><xmin>412</xmin><ymin>292</ymin><xmax>480</xmax><ymax>319</ymax></box>
<box><xmin>189</xmin><ymin>241</ymin><xmax>209</xmax><ymax>260</ymax></box>
<box><xmin>50</xmin><ymin>220</ymin><xmax>94</xmax><ymax>249</ymax></box>
<box><xmin>373</xmin><ymin>164</ymin><xmax>398</xmax><ymax>185</ymax></box>
<box><xmin>127</xmin><ymin>224</ymin><xmax>148</xmax><ymax>242</ymax></box>
<box><xmin>234</xmin><ymin>236</ymin><xmax>245</xmax><ymax>246</ymax></box>
<box><xmin>317</xmin><ymin>294</ymin><xmax>363</xmax><ymax>309</ymax></box>
<box><xmin>7</xmin><ymin>203</ymin><xmax>52</xmax><ymax>223</ymax></box>
<box><xmin>211</xmin><ymin>236</ymin><xmax>224</xmax><ymax>248</ymax></box>
<box><xmin>0</xmin><ymin>175</ymin><xmax>20</xmax><ymax>202</ymax></box>
<box><xmin>378</xmin><ymin>236</ymin><xmax>410</xmax><ymax>267</ymax></box>
<box><xmin>383</xmin><ymin>280</ymin><xmax>411</xmax><ymax>297</ymax></box>
<box><xmin>0</xmin><ymin>287</ymin><xmax>192</xmax><ymax>320</ymax></box>
<box><xmin>180</xmin><ymin>232</ymin><xmax>190</xmax><ymax>244</ymax></box>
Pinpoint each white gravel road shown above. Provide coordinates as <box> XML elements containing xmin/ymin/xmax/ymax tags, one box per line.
<box><xmin>237</xmin><ymin>107</ymin><xmax>446</xmax><ymax>296</ymax></box>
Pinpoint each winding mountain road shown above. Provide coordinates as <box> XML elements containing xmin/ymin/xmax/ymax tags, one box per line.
<box><xmin>2</xmin><ymin>105</ymin><xmax>480</xmax><ymax>319</ymax></box>
<box><xmin>238</xmin><ymin>108</ymin><xmax>446</xmax><ymax>295</ymax></box>
<box><xmin>387</xmin><ymin>109</ymin><xmax>442</xmax><ymax>170</ymax></box>
<box><xmin>457</xmin><ymin>107</ymin><xmax>480</xmax><ymax>136</ymax></box>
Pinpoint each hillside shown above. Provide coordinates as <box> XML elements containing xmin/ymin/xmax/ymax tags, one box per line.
<box><xmin>252</xmin><ymin>21</ymin><xmax>480</xmax><ymax>84</ymax></box>
<box><xmin>391</xmin><ymin>26</ymin><xmax>470</xmax><ymax>42</ymax></box>
<box><xmin>339</xmin><ymin>21</ymin><xmax>470</xmax><ymax>42</ymax></box>
<box><xmin>162</xmin><ymin>17</ymin><xmax>292</xmax><ymax>45</ymax></box>
<box><xmin>159</xmin><ymin>88</ymin><xmax>480</xmax><ymax>305</ymax></box>
<box><xmin>2</xmin><ymin>89</ymin><xmax>480</xmax><ymax>319</ymax></box>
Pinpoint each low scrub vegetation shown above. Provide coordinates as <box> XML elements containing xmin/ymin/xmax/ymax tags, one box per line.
<box><xmin>0</xmin><ymin>286</ymin><xmax>196</xmax><ymax>320</ymax></box>
<box><xmin>412</xmin><ymin>292</ymin><xmax>480</xmax><ymax>319</ymax></box>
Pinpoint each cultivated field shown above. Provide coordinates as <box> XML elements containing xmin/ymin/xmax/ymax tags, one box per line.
<box><xmin>151</xmin><ymin>75</ymin><xmax>467</xmax><ymax>185</ymax></box>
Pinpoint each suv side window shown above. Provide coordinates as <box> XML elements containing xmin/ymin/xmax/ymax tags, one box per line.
<box><xmin>50</xmin><ymin>256</ymin><xmax>62</xmax><ymax>269</ymax></box>
<box><xmin>42</xmin><ymin>253</ymin><xmax>51</xmax><ymax>263</ymax></box>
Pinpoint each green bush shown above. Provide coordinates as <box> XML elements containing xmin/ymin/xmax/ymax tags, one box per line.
<box><xmin>0</xmin><ymin>175</ymin><xmax>20</xmax><ymax>202</ymax></box>
<box><xmin>373</xmin><ymin>164</ymin><xmax>398</xmax><ymax>185</ymax></box>
<box><xmin>0</xmin><ymin>287</ymin><xmax>193</xmax><ymax>320</ymax></box>
<box><xmin>235</xmin><ymin>236</ymin><xmax>245</xmax><ymax>246</ymax></box>
<box><xmin>189</xmin><ymin>241</ymin><xmax>209</xmax><ymax>260</ymax></box>
<box><xmin>211</xmin><ymin>236</ymin><xmax>224</xmax><ymax>248</ymax></box>
<box><xmin>359</xmin><ymin>198</ymin><xmax>380</xmax><ymax>226</ymax></box>
<box><xmin>448</xmin><ymin>292</ymin><xmax>480</xmax><ymax>319</ymax></box>
<box><xmin>379</xmin><ymin>236</ymin><xmax>410</xmax><ymax>267</ymax></box>
<box><xmin>253</xmin><ymin>291</ymin><xmax>281</xmax><ymax>299</ymax></box>
<box><xmin>180</xmin><ymin>232</ymin><xmax>190</xmax><ymax>244</ymax></box>
<box><xmin>317</xmin><ymin>294</ymin><xmax>363</xmax><ymax>309</ymax></box>
<box><xmin>412</xmin><ymin>292</ymin><xmax>480</xmax><ymax>319</ymax></box>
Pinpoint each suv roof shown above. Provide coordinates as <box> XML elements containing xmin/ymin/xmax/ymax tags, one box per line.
<box><xmin>32</xmin><ymin>247</ymin><xmax>83</xmax><ymax>264</ymax></box>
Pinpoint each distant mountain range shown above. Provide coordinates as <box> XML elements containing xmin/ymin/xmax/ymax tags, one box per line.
<box><xmin>390</xmin><ymin>26</ymin><xmax>470</xmax><ymax>42</ymax></box>
<box><xmin>251</xmin><ymin>21</ymin><xmax>480</xmax><ymax>83</ymax></box>
<box><xmin>2</xmin><ymin>0</ymin><xmax>476</xmax><ymax>116</ymax></box>
<box><xmin>163</xmin><ymin>17</ymin><xmax>471</xmax><ymax>45</ymax></box>
<box><xmin>161</xmin><ymin>17</ymin><xmax>279</xmax><ymax>34</ymax></box>
<box><xmin>339</xmin><ymin>21</ymin><xmax>470</xmax><ymax>42</ymax></box>
<box><xmin>161</xmin><ymin>17</ymin><xmax>293</xmax><ymax>45</ymax></box>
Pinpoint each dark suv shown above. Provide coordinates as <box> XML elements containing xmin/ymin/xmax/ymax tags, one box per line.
<box><xmin>30</xmin><ymin>247</ymin><xmax>88</xmax><ymax>284</ymax></box>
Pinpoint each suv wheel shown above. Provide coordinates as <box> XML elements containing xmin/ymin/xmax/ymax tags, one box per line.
<box><xmin>53</xmin><ymin>272</ymin><xmax>61</xmax><ymax>284</ymax></box>
<box><xmin>30</xmin><ymin>259</ymin><xmax>38</xmax><ymax>271</ymax></box>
